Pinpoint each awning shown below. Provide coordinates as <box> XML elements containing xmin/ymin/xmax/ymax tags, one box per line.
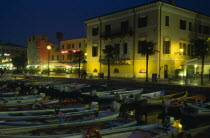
<box><xmin>186</xmin><ymin>59</ymin><xmax>210</xmax><ymax>65</ymax></box>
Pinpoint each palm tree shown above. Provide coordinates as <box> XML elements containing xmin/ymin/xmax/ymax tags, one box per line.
<box><xmin>139</xmin><ymin>40</ymin><xmax>157</xmax><ymax>82</ymax></box>
<box><xmin>102</xmin><ymin>45</ymin><xmax>115</xmax><ymax>80</ymax></box>
<box><xmin>68</xmin><ymin>50</ymin><xmax>74</xmax><ymax>74</ymax></box>
<box><xmin>191</xmin><ymin>38</ymin><xmax>209</xmax><ymax>85</ymax></box>
<box><xmin>72</xmin><ymin>51</ymin><xmax>86</xmax><ymax>78</ymax></box>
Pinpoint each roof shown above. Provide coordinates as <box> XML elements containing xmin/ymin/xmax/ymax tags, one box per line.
<box><xmin>1</xmin><ymin>43</ymin><xmax>26</xmax><ymax>48</ymax></box>
<box><xmin>60</xmin><ymin>37</ymin><xmax>86</xmax><ymax>42</ymax></box>
<box><xmin>84</xmin><ymin>1</ymin><xmax>210</xmax><ymax>22</ymax></box>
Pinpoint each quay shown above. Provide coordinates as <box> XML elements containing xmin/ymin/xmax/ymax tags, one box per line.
<box><xmin>12</xmin><ymin>73</ymin><xmax>210</xmax><ymax>99</ymax></box>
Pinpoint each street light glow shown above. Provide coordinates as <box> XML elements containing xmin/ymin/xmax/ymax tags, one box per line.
<box><xmin>47</xmin><ymin>45</ymin><xmax>51</xmax><ymax>50</ymax></box>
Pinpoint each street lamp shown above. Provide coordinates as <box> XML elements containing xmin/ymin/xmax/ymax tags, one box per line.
<box><xmin>47</xmin><ymin>45</ymin><xmax>51</xmax><ymax>76</ymax></box>
<box><xmin>174</xmin><ymin>48</ymin><xmax>184</xmax><ymax>68</ymax></box>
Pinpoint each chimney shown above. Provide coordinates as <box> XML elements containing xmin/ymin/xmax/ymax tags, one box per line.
<box><xmin>169</xmin><ymin>0</ymin><xmax>175</xmax><ymax>5</ymax></box>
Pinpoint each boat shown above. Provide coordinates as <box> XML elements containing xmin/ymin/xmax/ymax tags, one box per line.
<box><xmin>82</xmin><ymin>123</ymin><xmax>177</xmax><ymax>138</ymax></box>
<box><xmin>176</xmin><ymin>124</ymin><xmax>210</xmax><ymax>138</ymax></box>
<box><xmin>0</xmin><ymin>109</ymin><xmax>121</xmax><ymax>132</ymax></box>
<box><xmin>180</xmin><ymin>102</ymin><xmax>210</xmax><ymax>117</ymax></box>
<box><xmin>0</xmin><ymin>122</ymin><xmax>178</xmax><ymax>138</ymax></box>
<box><xmin>0</xmin><ymin>93</ymin><xmax>45</xmax><ymax>106</ymax></box>
<box><xmin>97</xmin><ymin>89</ymin><xmax>144</xmax><ymax>100</ymax></box>
<box><xmin>0</xmin><ymin>90</ymin><xmax>19</xmax><ymax>96</ymax></box>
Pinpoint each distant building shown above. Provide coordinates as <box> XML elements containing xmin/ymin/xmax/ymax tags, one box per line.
<box><xmin>59</xmin><ymin>38</ymin><xmax>87</xmax><ymax>64</ymax></box>
<box><xmin>27</xmin><ymin>35</ymin><xmax>50</xmax><ymax>65</ymax></box>
<box><xmin>27</xmin><ymin>35</ymin><xmax>87</xmax><ymax>74</ymax></box>
<box><xmin>84</xmin><ymin>1</ymin><xmax>210</xmax><ymax>79</ymax></box>
<box><xmin>59</xmin><ymin>38</ymin><xmax>87</xmax><ymax>73</ymax></box>
<box><xmin>0</xmin><ymin>42</ymin><xmax>26</xmax><ymax>69</ymax></box>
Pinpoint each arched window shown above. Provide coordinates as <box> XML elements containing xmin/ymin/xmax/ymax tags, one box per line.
<box><xmin>93</xmin><ymin>68</ymin><xmax>98</xmax><ymax>73</ymax></box>
<box><xmin>114</xmin><ymin>68</ymin><xmax>119</xmax><ymax>73</ymax></box>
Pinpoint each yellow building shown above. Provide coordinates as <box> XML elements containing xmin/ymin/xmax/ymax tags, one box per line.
<box><xmin>59</xmin><ymin>38</ymin><xmax>87</xmax><ymax>73</ymax></box>
<box><xmin>84</xmin><ymin>1</ymin><xmax>210</xmax><ymax>79</ymax></box>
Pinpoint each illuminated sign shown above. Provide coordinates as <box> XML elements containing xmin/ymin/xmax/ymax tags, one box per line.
<box><xmin>61</xmin><ymin>51</ymin><xmax>69</xmax><ymax>54</ymax></box>
<box><xmin>72</xmin><ymin>50</ymin><xmax>80</xmax><ymax>53</ymax></box>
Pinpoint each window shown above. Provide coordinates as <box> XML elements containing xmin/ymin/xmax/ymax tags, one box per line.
<box><xmin>180</xmin><ymin>20</ymin><xmax>186</xmax><ymax>30</ymax></box>
<box><xmin>189</xmin><ymin>22</ymin><xmax>192</xmax><ymax>31</ymax></box>
<box><xmin>92</xmin><ymin>27</ymin><xmax>99</xmax><ymax>36</ymax></box>
<box><xmin>123</xmin><ymin>43</ymin><xmax>128</xmax><ymax>54</ymax></box>
<box><xmin>114</xmin><ymin>68</ymin><xmax>119</xmax><ymax>73</ymax></box>
<box><xmin>52</xmin><ymin>55</ymin><xmax>54</xmax><ymax>60</ymax></box>
<box><xmin>67</xmin><ymin>44</ymin><xmax>71</xmax><ymax>49</ymax></box>
<box><xmin>179</xmin><ymin>43</ymin><xmax>186</xmax><ymax>55</ymax></box>
<box><xmin>93</xmin><ymin>69</ymin><xmax>98</xmax><ymax>72</ymax></box>
<box><xmin>114</xmin><ymin>44</ymin><xmax>120</xmax><ymax>55</ymax></box>
<box><xmin>105</xmin><ymin>25</ymin><xmax>111</xmax><ymax>35</ymax></box>
<box><xmin>138</xmin><ymin>16</ymin><xmax>148</xmax><ymax>28</ymax></box>
<box><xmin>138</xmin><ymin>41</ymin><xmax>144</xmax><ymax>54</ymax></box>
<box><xmin>183</xmin><ymin>43</ymin><xmax>186</xmax><ymax>55</ymax></box>
<box><xmin>57</xmin><ymin>55</ymin><xmax>59</xmax><ymax>60</ymax></box>
<box><xmin>163</xmin><ymin>41</ymin><xmax>171</xmax><ymax>54</ymax></box>
<box><xmin>187</xmin><ymin>44</ymin><xmax>193</xmax><ymax>56</ymax></box>
<box><xmin>203</xmin><ymin>26</ymin><xmax>209</xmax><ymax>34</ymax></box>
<box><xmin>199</xmin><ymin>25</ymin><xmax>202</xmax><ymax>33</ymax></box>
<box><xmin>72</xmin><ymin>44</ymin><xmax>74</xmax><ymax>48</ymax></box>
<box><xmin>165</xmin><ymin>16</ymin><xmax>169</xmax><ymax>26</ymax></box>
<box><xmin>121</xmin><ymin>21</ymin><xmax>129</xmax><ymax>33</ymax></box>
<box><xmin>79</xmin><ymin>43</ymin><xmax>82</xmax><ymax>48</ymax></box>
<box><xmin>62</xmin><ymin>45</ymin><xmax>64</xmax><ymax>49</ymax></box>
<box><xmin>92</xmin><ymin>46</ymin><xmax>98</xmax><ymax>57</ymax></box>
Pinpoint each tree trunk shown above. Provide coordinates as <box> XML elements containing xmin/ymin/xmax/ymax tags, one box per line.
<box><xmin>108</xmin><ymin>58</ymin><xmax>110</xmax><ymax>80</ymax></box>
<box><xmin>201</xmin><ymin>56</ymin><xmax>205</xmax><ymax>85</ymax></box>
<box><xmin>146</xmin><ymin>54</ymin><xmax>149</xmax><ymax>82</ymax></box>
<box><xmin>78</xmin><ymin>56</ymin><xmax>81</xmax><ymax>78</ymax></box>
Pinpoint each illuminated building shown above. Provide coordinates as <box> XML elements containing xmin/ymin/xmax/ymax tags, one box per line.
<box><xmin>0</xmin><ymin>42</ymin><xmax>26</xmax><ymax>70</ymax></box>
<box><xmin>59</xmin><ymin>38</ymin><xmax>87</xmax><ymax>73</ymax></box>
<box><xmin>84</xmin><ymin>1</ymin><xmax>210</xmax><ymax>79</ymax></box>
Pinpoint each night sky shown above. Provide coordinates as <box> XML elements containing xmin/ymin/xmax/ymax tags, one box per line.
<box><xmin>0</xmin><ymin>0</ymin><xmax>209</xmax><ymax>46</ymax></box>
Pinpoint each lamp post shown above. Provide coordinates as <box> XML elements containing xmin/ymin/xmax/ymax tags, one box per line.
<box><xmin>47</xmin><ymin>45</ymin><xmax>51</xmax><ymax>76</ymax></box>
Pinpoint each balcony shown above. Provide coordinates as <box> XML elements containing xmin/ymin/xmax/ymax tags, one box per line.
<box><xmin>100</xmin><ymin>28</ymin><xmax>133</xmax><ymax>39</ymax></box>
<box><xmin>99</xmin><ymin>54</ymin><xmax>130</xmax><ymax>65</ymax></box>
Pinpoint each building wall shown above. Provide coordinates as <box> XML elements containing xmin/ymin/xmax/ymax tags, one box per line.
<box><xmin>59</xmin><ymin>38</ymin><xmax>86</xmax><ymax>64</ymax></box>
<box><xmin>27</xmin><ymin>35</ymin><xmax>49</xmax><ymax>65</ymax></box>
<box><xmin>0</xmin><ymin>43</ymin><xmax>26</xmax><ymax>69</ymax></box>
<box><xmin>85</xmin><ymin>1</ymin><xmax>210</xmax><ymax>79</ymax></box>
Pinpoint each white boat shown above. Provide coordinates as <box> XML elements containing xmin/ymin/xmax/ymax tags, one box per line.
<box><xmin>0</xmin><ymin>93</ymin><xmax>45</xmax><ymax>106</ymax></box>
<box><xmin>0</xmin><ymin>109</ymin><xmax>120</xmax><ymax>131</ymax></box>
<box><xmin>180</xmin><ymin>102</ymin><xmax>210</xmax><ymax>117</ymax></box>
<box><xmin>0</xmin><ymin>90</ymin><xmax>19</xmax><ymax>95</ymax></box>
<box><xmin>97</xmin><ymin>89</ymin><xmax>144</xmax><ymax>100</ymax></box>
<box><xmin>0</xmin><ymin>106</ymin><xmax>96</xmax><ymax>120</ymax></box>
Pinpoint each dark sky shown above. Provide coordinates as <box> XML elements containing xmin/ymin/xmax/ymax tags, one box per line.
<box><xmin>0</xmin><ymin>0</ymin><xmax>209</xmax><ymax>46</ymax></box>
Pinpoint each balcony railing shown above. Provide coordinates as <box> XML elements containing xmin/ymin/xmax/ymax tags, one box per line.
<box><xmin>99</xmin><ymin>54</ymin><xmax>130</xmax><ymax>65</ymax></box>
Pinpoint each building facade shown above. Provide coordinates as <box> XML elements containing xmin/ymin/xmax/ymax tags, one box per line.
<box><xmin>27</xmin><ymin>35</ymin><xmax>50</xmax><ymax>65</ymax></box>
<box><xmin>0</xmin><ymin>42</ymin><xmax>26</xmax><ymax>69</ymax></box>
<box><xmin>84</xmin><ymin>1</ymin><xmax>210</xmax><ymax>79</ymax></box>
<box><xmin>59</xmin><ymin>38</ymin><xmax>87</xmax><ymax>64</ymax></box>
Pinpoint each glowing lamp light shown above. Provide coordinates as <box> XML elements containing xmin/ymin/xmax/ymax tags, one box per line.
<box><xmin>194</xmin><ymin>64</ymin><xmax>198</xmax><ymax>68</ymax></box>
<box><xmin>179</xmin><ymin>48</ymin><xmax>183</xmax><ymax>52</ymax></box>
<box><xmin>47</xmin><ymin>45</ymin><xmax>51</xmax><ymax>50</ymax></box>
